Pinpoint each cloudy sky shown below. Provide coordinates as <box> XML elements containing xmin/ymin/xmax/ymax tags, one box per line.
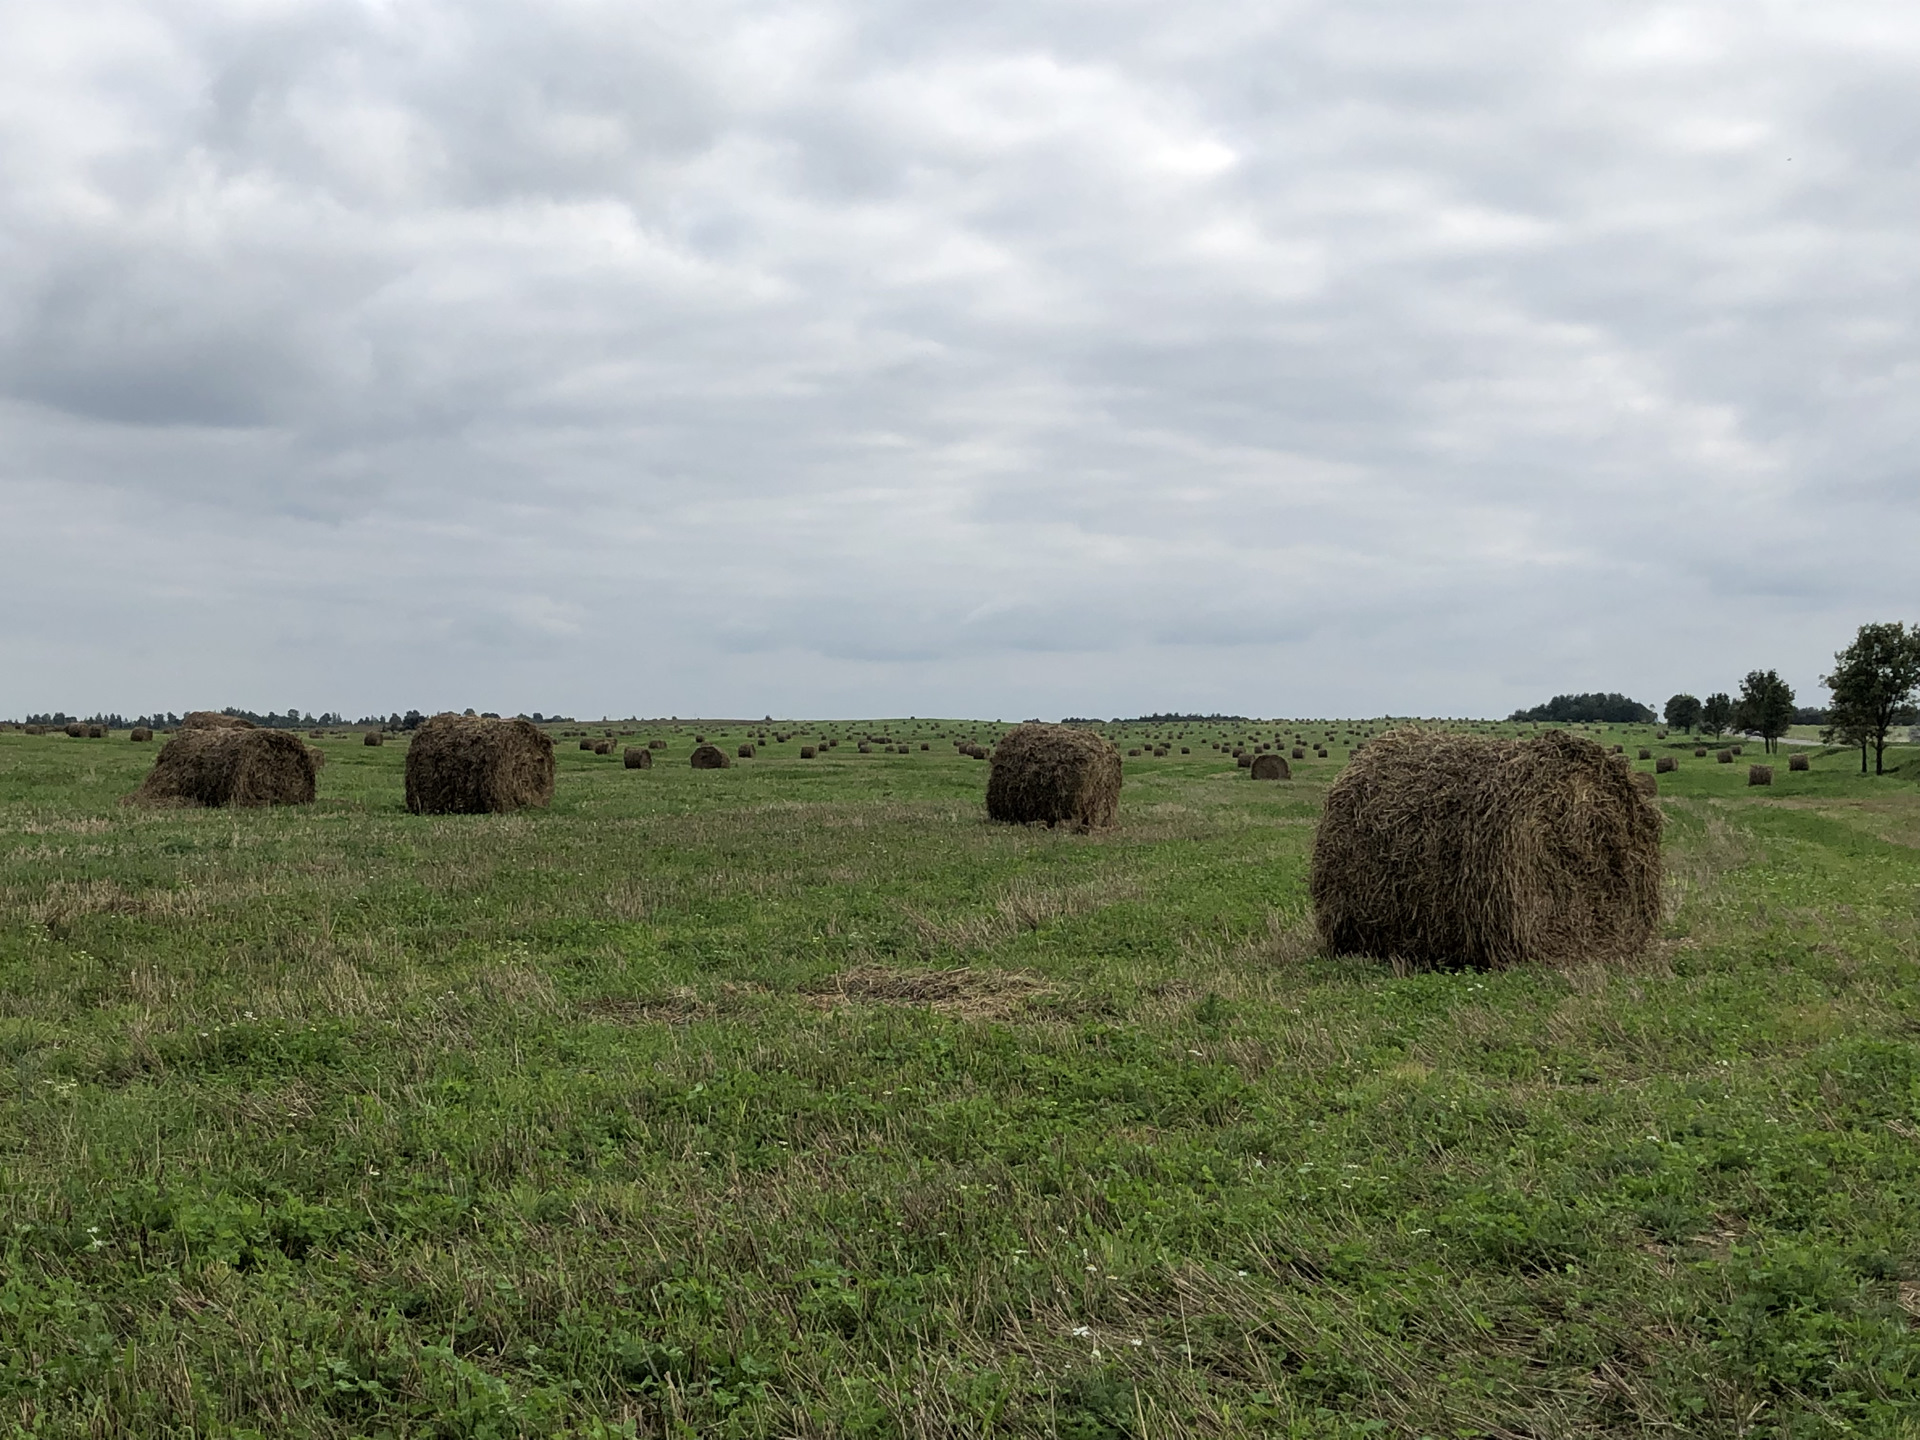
<box><xmin>3</xmin><ymin>0</ymin><xmax>1915</xmax><ymax>721</ymax></box>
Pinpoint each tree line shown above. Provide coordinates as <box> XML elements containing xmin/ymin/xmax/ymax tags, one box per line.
<box><xmin>1662</xmin><ymin>622</ymin><xmax>1920</xmax><ymax>773</ymax></box>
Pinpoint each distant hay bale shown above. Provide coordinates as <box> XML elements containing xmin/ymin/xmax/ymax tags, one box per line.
<box><xmin>1128</xmin><ymin>748</ymin><xmax>1142</xmax><ymax>757</ymax></box>
<box><xmin>1748</xmin><ymin>764</ymin><xmax>1773</xmax><ymax>786</ymax></box>
<box><xmin>738</xmin><ymin>744</ymin><xmax>755</xmax><ymax>758</ymax></box>
<box><xmin>624</xmin><ymin>747</ymin><xmax>653</xmax><ymax>769</ymax></box>
<box><xmin>1656</xmin><ymin>729</ymin><xmax>1668</xmax><ymax>739</ymax></box>
<box><xmin>364</xmin><ymin>731</ymin><xmax>384</xmax><ymax>747</ymax></box>
<box><xmin>1181</xmin><ymin>747</ymin><xmax>1190</xmax><ymax>754</ymax></box>
<box><xmin>986</xmin><ymin>723</ymin><xmax>1121</xmax><ymax>829</ymax></box>
<box><xmin>129</xmin><ymin>727</ymin><xmax>317</xmax><ymax>809</ymax></box>
<box><xmin>404</xmin><ymin>714</ymin><xmax>555</xmax><ymax>815</ymax></box>
<box><xmin>1237</xmin><ymin>753</ymin><xmax>1253</xmax><ymax>768</ymax></box>
<box><xmin>1292</xmin><ymin>747</ymin><xmax>1305</xmax><ymax>759</ymax></box>
<box><xmin>800</xmin><ymin>746</ymin><xmax>816</xmax><ymax>758</ymax></box>
<box><xmin>63</xmin><ymin>723</ymin><xmax>84</xmax><ymax>738</ymax></box>
<box><xmin>649</xmin><ymin>739</ymin><xmax>666</xmax><ymax>749</ymax></box>
<box><xmin>694</xmin><ymin>734</ymin><xmax>707</xmax><ymax>744</ymax></box>
<box><xmin>857</xmin><ymin>742</ymin><xmax>871</xmax><ymax>754</ymax></box>
<box><xmin>309</xmin><ymin>729</ymin><xmax>324</xmax><ymax>739</ymax></box>
<box><xmin>593</xmin><ymin>740</ymin><xmax>613</xmax><ymax>755</ymax></box>
<box><xmin>24</xmin><ymin>725</ymin><xmax>46</xmax><ymax>736</ymax></box>
<box><xmin>1310</xmin><ymin>728</ymin><xmax>1662</xmax><ymax>970</ymax></box>
<box><xmin>129</xmin><ymin>727</ymin><xmax>152</xmax><ymax>742</ymax></box>
<box><xmin>1731</xmin><ymin>745</ymin><xmax>1742</xmax><ymax>755</ymax></box>
<box><xmin>579</xmin><ymin>739</ymin><xmax>595</xmax><ymax>750</ymax></box>
<box><xmin>1695</xmin><ymin>747</ymin><xmax>1707</xmax><ymax>758</ymax></box>
<box><xmin>690</xmin><ymin>744</ymin><xmax>731</xmax><ymax>769</ymax></box>
<box><xmin>87</xmin><ymin>725</ymin><xmax>104</xmax><ymax>738</ymax></box>
<box><xmin>1656</xmin><ymin>757</ymin><xmax>1677</xmax><ymax>774</ymax></box>
<box><xmin>181</xmin><ymin>712</ymin><xmax>255</xmax><ymax>731</ymax></box>
<box><xmin>1788</xmin><ymin>753</ymin><xmax>1809</xmax><ymax>772</ymax></box>
<box><xmin>1717</xmin><ymin>750</ymin><xmax>1733</xmax><ymax>764</ymax></box>
<box><xmin>1612</xmin><ymin>744</ymin><xmax>1623</xmax><ymax>754</ymax></box>
<box><xmin>920</xmin><ymin>742</ymin><xmax>929</xmax><ymax>750</ymax></box>
<box><xmin>307</xmin><ymin>745</ymin><xmax>327</xmax><ymax>771</ymax></box>
<box><xmin>1250</xmin><ymin>753</ymin><xmax>1290</xmax><ymax>780</ymax></box>
<box><xmin>1638</xmin><ymin>748</ymin><xmax>1652</xmax><ymax>761</ymax></box>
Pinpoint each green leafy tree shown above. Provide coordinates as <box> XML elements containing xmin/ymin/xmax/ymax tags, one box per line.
<box><xmin>1822</xmin><ymin>622</ymin><xmax>1920</xmax><ymax>775</ymax></box>
<box><xmin>1700</xmin><ymin>692</ymin><xmax>1734</xmax><ymax>740</ymax></box>
<box><xmin>1663</xmin><ymin>693</ymin><xmax>1702</xmax><ymax>733</ymax></box>
<box><xmin>1735</xmin><ymin>669</ymin><xmax>1795</xmax><ymax>754</ymax></box>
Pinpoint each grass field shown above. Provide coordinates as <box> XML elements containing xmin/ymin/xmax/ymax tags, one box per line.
<box><xmin>4</xmin><ymin>719</ymin><xmax>1920</xmax><ymax>1438</ymax></box>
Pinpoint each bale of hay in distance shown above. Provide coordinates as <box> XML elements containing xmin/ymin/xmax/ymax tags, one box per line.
<box><xmin>1695</xmin><ymin>747</ymin><xmax>1708</xmax><ymax>758</ymax></box>
<box><xmin>129</xmin><ymin>728</ymin><xmax>317</xmax><ymax>808</ymax></box>
<box><xmin>1292</xmin><ymin>747</ymin><xmax>1306</xmax><ymax>760</ymax></box>
<box><xmin>1656</xmin><ymin>756</ymin><xmax>1677</xmax><ymax>774</ymax></box>
<box><xmin>181</xmin><ymin>711</ymin><xmax>255</xmax><ymax>731</ymax></box>
<box><xmin>64</xmin><ymin>723</ymin><xmax>84</xmax><ymax>737</ymax></box>
<box><xmin>649</xmin><ymin>739</ymin><xmax>666</xmax><ymax>749</ymax></box>
<box><xmin>130</xmin><ymin>727</ymin><xmax>152</xmax><ymax>742</ymax></box>
<box><xmin>86</xmin><ymin>725</ymin><xmax>104</xmax><ymax>738</ymax></box>
<box><xmin>1749</xmin><ymin>764</ymin><xmax>1772</xmax><ymax>786</ymax></box>
<box><xmin>1251</xmin><ymin>752</ymin><xmax>1290</xmax><ymax>780</ymax></box>
<box><xmin>1630</xmin><ymin>771</ymin><xmax>1657</xmax><ymax>798</ymax></box>
<box><xmin>306</xmin><ymin>745</ymin><xmax>327</xmax><ymax>771</ymax></box>
<box><xmin>1789</xmin><ymin>753</ymin><xmax>1809</xmax><ymax>772</ymax></box>
<box><xmin>738</xmin><ymin>743</ymin><xmax>755</xmax><ymax>758</ymax></box>
<box><xmin>1638</xmin><ymin>748</ymin><xmax>1652</xmax><ymax>761</ymax></box>
<box><xmin>1309</xmin><ymin>728</ymin><xmax>1661</xmax><ymax>970</ymax></box>
<box><xmin>1717</xmin><ymin>750</ymin><xmax>1733</xmax><ymax>764</ymax></box>
<box><xmin>593</xmin><ymin>740</ymin><xmax>613</xmax><ymax>755</ymax></box>
<box><xmin>404</xmin><ymin>714</ymin><xmax>554</xmax><ymax>815</ymax></box>
<box><xmin>800</xmin><ymin>746</ymin><xmax>816</xmax><ymax>758</ymax></box>
<box><xmin>690</xmin><ymin>744</ymin><xmax>731</xmax><ymax>769</ymax></box>
<box><xmin>364</xmin><ymin>731</ymin><xmax>384</xmax><ymax>746</ymax></box>
<box><xmin>1237</xmin><ymin>753</ymin><xmax>1254</xmax><ymax>768</ymax></box>
<box><xmin>579</xmin><ymin>739</ymin><xmax>595</xmax><ymax>751</ymax></box>
<box><xmin>1731</xmin><ymin>745</ymin><xmax>1743</xmax><ymax>755</ymax></box>
<box><xmin>624</xmin><ymin>747</ymin><xmax>653</xmax><ymax>769</ymax></box>
<box><xmin>985</xmin><ymin>723</ymin><xmax>1121</xmax><ymax>829</ymax></box>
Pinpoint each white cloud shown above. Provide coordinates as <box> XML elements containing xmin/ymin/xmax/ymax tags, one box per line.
<box><xmin>2</xmin><ymin>0</ymin><xmax>1916</xmax><ymax>719</ymax></box>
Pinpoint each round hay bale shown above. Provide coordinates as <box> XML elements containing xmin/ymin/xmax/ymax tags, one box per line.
<box><xmin>1638</xmin><ymin>748</ymin><xmax>1652</xmax><ymax>761</ymax></box>
<box><xmin>1731</xmin><ymin>745</ymin><xmax>1743</xmax><ymax>756</ymax></box>
<box><xmin>800</xmin><ymin>745</ymin><xmax>816</xmax><ymax>758</ymax></box>
<box><xmin>24</xmin><ymin>725</ymin><xmax>46</xmax><ymax>735</ymax></box>
<box><xmin>309</xmin><ymin>729</ymin><xmax>324</xmax><ymax>739</ymax></box>
<box><xmin>1656</xmin><ymin>756</ymin><xmax>1677</xmax><ymax>774</ymax></box>
<box><xmin>307</xmin><ymin>745</ymin><xmax>327</xmax><ymax>771</ymax></box>
<box><xmin>1748</xmin><ymin>764</ymin><xmax>1772</xmax><ymax>786</ymax></box>
<box><xmin>920</xmin><ymin>742</ymin><xmax>930</xmax><ymax>750</ymax></box>
<box><xmin>857</xmin><ymin>742</ymin><xmax>871</xmax><ymax>754</ymax></box>
<box><xmin>649</xmin><ymin>739</ymin><xmax>666</xmax><ymax>750</ymax></box>
<box><xmin>63</xmin><ymin>723</ymin><xmax>84</xmax><ymax>738</ymax></box>
<box><xmin>985</xmin><ymin>723</ymin><xmax>1121</xmax><ymax>829</ymax></box>
<box><xmin>1630</xmin><ymin>771</ymin><xmax>1657</xmax><ymax>798</ymax></box>
<box><xmin>738</xmin><ymin>743</ymin><xmax>755</xmax><ymax>758</ymax></box>
<box><xmin>969</xmin><ymin>745</ymin><xmax>987</xmax><ymax>759</ymax></box>
<box><xmin>364</xmin><ymin>731</ymin><xmax>384</xmax><ymax>747</ymax></box>
<box><xmin>1292</xmin><ymin>747</ymin><xmax>1306</xmax><ymax>759</ymax></box>
<box><xmin>1611</xmin><ymin>744</ymin><xmax>1623</xmax><ymax>754</ymax></box>
<box><xmin>624</xmin><ymin>747</ymin><xmax>653</xmax><ymax>769</ymax></box>
<box><xmin>181</xmin><ymin>712</ymin><xmax>255</xmax><ymax>731</ymax></box>
<box><xmin>1128</xmin><ymin>748</ymin><xmax>1142</xmax><ymax>757</ymax></box>
<box><xmin>1309</xmin><ymin>728</ymin><xmax>1661</xmax><ymax>970</ymax></box>
<box><xmin>1717</xmin><ymin>750</ymin><xmax>1733</xmax><ymax>764</ymax></box>
<box><xmin>86</xmin><ymin>725</ymin><xmax>105</xmax><ymax>738</ymax></box>
<box><xmin>593</xmin><ymin>740</ymin><xmax>613</xmax><ymax>755</ymax></box>
<box><xmin>404</xmin><ymin>714</ymin><xmax>555</xmax><ymax>815</ymax></box>
<box><xmin>1181</xmin><ymin>747</ymin><xmax>1190</xmax><ymax>754</ymax></box>
<box><xmin>129</xmin><ymin>728</ymin><xmax>318</xmax><ymax>809</ymax></box>
<box><xmin>129</xmin><ymin>727</ymin><xmax>152</xmax><ymax>742</ymax></box>
<box><xmin>1236</xmin><ymin>753</ymin><xmax>1254</xmax><ymax>768</ymax></box>
<box><xmin>579</xmin><ymin>739</ymin><xmax>596</xmax><ymax>751</ymax></box>
<box><xmin>1695</xmin><ymin>747</ymin><xmax>1707</xmax><ymax>758</ymax></box>
<box><xmin>690</xmin><ymin>744</ymin><xmax>731</xmax><ymax>769</ymax></box>
<box><xmin>694</xmin><ymin>734</ymin><xmax>706</xmax><ymax>744</ymax></box>
<box><xmin>1250</xmin><ymin>752</ymin><xmax>1290</xmax><ymax>780</ymax></box>
<box><xmin>1788</xmin><ymin>752</ymin><xmax>1809</xmax><ymax>772</ymax></box>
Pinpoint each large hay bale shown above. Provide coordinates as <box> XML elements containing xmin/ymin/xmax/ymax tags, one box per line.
<box><xmin>690</xmin><ymin>744</ymin><xmax>731</xmax><ymax>769</ymax></box>
<box><xmin>1638</xmin><ymin>748</ymin><xmax>1652</xmax><ymax>761</ymax></box>
<box><xmin>1788</xmin><ymin>752</ymin><xmax>1809</xmax><ymax>772</ymax></box>
<box><xmin>1236</xmin><ymin>753</ymin><xmax>1254</xmax><ymax>768</ymax></box>
<box><xmin>129</xmin><ymin>728</ymin><xmax>317</xmax><ymax>808</ymax></box>
<box><xmin>1748</xmin><ymin>764</ymin><xmax>1772</xmax><ymax>786</ymax></box>
<box><xmin>985</xmin><ymin>723</ymin><xmax>1121</xmax><ymax>829</ymax></box>
<box><xmin>1695</xmin><ymin>747</ymin><xmax>1708</xmax><ymax>758</ymax></box>
<box><xmin>800</xmin><ymin>746</ymin><xmax>816</xmax><ymax>758</ymax></box>
<box><xmin>1250</xmin><ymin>752</ymin><xmax>1290</xmax><ymax>780</ymax></box>
<box><xmin>181</xmin><ymin>712</ymin><xmax>255</xmax><ymax>731</ymax></box>
<box><xmin>593</xmin><ymin>740</ymin><xmax>613</xmax><ymax>755</ymax></box>
<box><xmin>64</xmin><ymin>723</ymin><xmax>84</xmax><ymax>738</ymax></box>
<box><xmin>404</xmin><ymin>714</ymin><xmax>554</xmax><ymax>815</ymax></box>
<box><xmin>1309</xmin><ymin>728</ymin><xmax>1661</xmax><ymax>970</ymax></box>
<box><xmin>1656</xmin><ymin>756</ymin><xmax>1677</xmax><ymax>774</ymax></box>
<box><xmin>624</xmin><ymin>747</ymin><xmax>653</xmax><ymax>769</ymax></box>
<box><xmin>1717</xmin><ymin>750</ymin><xmax>1733</xmax><ymax>764</ymax></box>
<box><xmin>579</xmin><ymin>739</ymin><xmax>596</xmax><ymax>751</ymax></box>
<box><xmin>129</xmin><ymin>727</ymin><xmax>152</xmax><ymax>742</ymax></box>
<box><xmin>364</xmin><ymin>731</ymin><xmax>384</xmax><ymax>747</ymax></box>
<box><xmin>738</xmin><ymin>743</ymin><xmax>755</xmax><ymax>758</ymax></box>
<box><xmin>86</xmin><ymin>725</ymin><xmax>104</xmax><ymax>738</ymax></box>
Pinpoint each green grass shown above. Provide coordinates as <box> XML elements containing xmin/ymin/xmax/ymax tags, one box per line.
<box><xmin>4</xmin><ymin>719</ymin><xmax>1920</xmax><ymax>1438</ymax></box>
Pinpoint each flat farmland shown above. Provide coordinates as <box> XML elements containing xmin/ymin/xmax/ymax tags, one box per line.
<box><xmin>3</xmin><ymin>721</ymin><xmax>1920</xmax><ymax>1438</ymax></box>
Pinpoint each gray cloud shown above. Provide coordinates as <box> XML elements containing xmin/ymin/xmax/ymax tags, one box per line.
<box><xmin>3</xmin><ymin>0</ymin><xmax>1916</xmax><ymax>720</ymax></box>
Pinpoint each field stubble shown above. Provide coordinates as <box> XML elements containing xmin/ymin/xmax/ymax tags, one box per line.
<box><xmin>2</xmin><ymin>723</ymin><xmax>1920</xmax><ymax>1437</ymax></box>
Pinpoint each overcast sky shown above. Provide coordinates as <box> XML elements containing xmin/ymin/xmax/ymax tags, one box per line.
<box><xmin>3</xmin><ymin>1</ymin><xmax>1915</xmax><ymax>721</ymax></box>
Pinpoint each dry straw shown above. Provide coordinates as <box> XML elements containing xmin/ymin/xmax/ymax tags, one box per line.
<box><xmin>1656</xmin><ymin>757</ymin><xmax>1677</xmax><ymax>774</ymax></box>
<box><xmin>1310</xmin><ymin>727</ymin><xmax>1662</xmax><ymax>970</ymax></box>
<box><xmin>129</xmin><ymin>728</ymin><xmax>317</xmax><ymax>809</ymax></box>
<box><xmin>129</xmin><ymin>727</ymin><xmax>152</xmax><ymax>742</ymax></box>
<box><xmin>181</xmin><ymin>711</ymin><xmax>255</xmax><ymax>731</ymax></box>
<box><xmin>364</xmin><ymin>731</ymin><xmax>384</xmax><ymax>747</ymax></box>
<box><xmin>690</xmin><ymin>744</ymin><xmax>731</xmax><ymax>769</ymax></box>
<box><xmin>1788</xmin><ymin>753</ymin><xmax>1809</xmax><ymax>772</ymax></box>
<box><xmin>1749</xmin><ymin>764</ymin><xmax>1773</xmax><ymax>786</ymax></box>
<box><xmin>624</xmin><ymin>747</ymin><xmax>653</xmax><ymax>769</ymax></box>
<box><xmin>404</xmin><ymin>714</ymin><xmax>554</xmax><ymax>815</ymax></box>
<box><xmin>1717</xmin><ymin>750</ymin><xmax>1734</xmax><ymax>764</ymax></box>
<box><xmin>985</xmin><ymin>723</ymin><xmax>1121</xmax><ymax>829</ymax></box>
<box><xmin>1250</xmin><ymin>752</ymin><xmax>1290</xmax><ymax>780</ymax></box>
